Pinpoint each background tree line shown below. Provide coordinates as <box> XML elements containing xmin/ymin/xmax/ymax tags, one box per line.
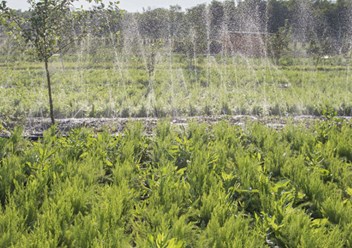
<box><xmin>133</xmin><ymin>0</ymin><xmax>352</xmax><ymax>58</ymax></box>
<box><xmin>1</xmin><ymin>0</ymin><xmax>352</xmax><ymax>60</ymax></box>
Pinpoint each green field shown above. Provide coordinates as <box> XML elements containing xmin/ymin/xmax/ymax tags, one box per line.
<box><xmin>2</xmin><ymin>1</ymin><xmax>352</xmax><ymax>247</ymax></box>
<box><xmin>1</xmin><ymin>119</ymin><xmax>352</xmax><ymax>247</ymax></box>
<box><xmin>1</xmin><ymin>54</ymin><xmax>351</xmax><ymax>119</ymax></box>
<box><xmin>1</xmin><ymin>45</ymin><xmax>352</xmax><ymax>248</ymax></box>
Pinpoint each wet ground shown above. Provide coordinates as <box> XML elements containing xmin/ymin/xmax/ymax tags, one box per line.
<box><xmin>0</xmin><ymin>115</ymin><xmax>350</xmax><ymax>139</ymax></box>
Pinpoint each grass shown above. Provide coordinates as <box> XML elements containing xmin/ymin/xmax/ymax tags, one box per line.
<box><xmin>0</xmin><ymin>52</ymin><xmax>351</xmax><ymax>119</ymax></box>
<box><xmin>0</xmin><ymin>119</ymin><xmax>352</xmax><ymax>246</ymax></box>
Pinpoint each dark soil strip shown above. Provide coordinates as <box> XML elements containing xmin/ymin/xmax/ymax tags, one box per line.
<box><xmin>1</xmin><ymin>115</ymin><xmax>351</xmax><ymax>140</ymax></box>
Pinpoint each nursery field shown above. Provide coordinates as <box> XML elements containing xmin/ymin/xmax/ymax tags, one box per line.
<box><xmin>0</xmin><ymin>55</ymin><xmax>351</xmax><ymax>119</ymax></box>
<box><xmin>1</xmin><ymin>119</ymin><xmax>352</xmax><ymax>247</ymax></box>
<box><xmin>2</xmin><ymin>1</ymin><xmax>352</xmax><ymax>247</ymax></box>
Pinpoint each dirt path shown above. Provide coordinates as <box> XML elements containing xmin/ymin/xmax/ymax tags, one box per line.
<box><xmin>1</xmin><ymin>115</ymin><xmax>350</xmax><ymax>139</ymax></box>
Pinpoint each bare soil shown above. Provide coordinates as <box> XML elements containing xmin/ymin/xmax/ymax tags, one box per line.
<box><xmin>0</xmin><ymin>115</ymin><xmax>350</xmax><ymax>139</ymax></box>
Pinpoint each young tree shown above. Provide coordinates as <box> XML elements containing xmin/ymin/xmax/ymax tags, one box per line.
<box><xmin>269</xmin><ymin>20</ymin><xmax>291</xmax><ymax>65</ymax></box>
<box><xmin>0</xmin><ymin>0</ymin><xmax>119</xmax><ymax>124</ymax></box>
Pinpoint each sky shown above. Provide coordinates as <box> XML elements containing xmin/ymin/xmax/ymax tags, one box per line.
<box><xmin>7</xmin><ymin>0</ymin><xmax>212</xmax><ymax>12</ymax></box>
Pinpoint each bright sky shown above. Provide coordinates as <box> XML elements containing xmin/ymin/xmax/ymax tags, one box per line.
<box><xmin>7</xmin><ymin>0</ymin><xmax>212</xmax><ymax>12</ymax></box>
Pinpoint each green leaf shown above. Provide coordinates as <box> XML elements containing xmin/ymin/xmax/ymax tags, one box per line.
<box><xmin>272</xmin><ymin>179</ymin><xmax>290</xmax><ymax>193</ymax></box>
<box><xmin>221</xmin><ymin>172</ymin><xmax>234</xmax><ymax>181</ymax></box>
<box><xmin>346</xmin><ymin>187</ymin><xmax>352</xmax><ymax>197</ymax></box>
<box><xmin>311</xmin><ymin>218</ymin><xmax>329</xmax><ymax>228</ymax></box>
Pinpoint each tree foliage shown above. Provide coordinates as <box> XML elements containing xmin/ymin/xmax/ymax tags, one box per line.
<box><xmin>0</xmin><ymin>0</ymin><xmax>120</xmax><ymax>124</ymax></box>
<box><xmin>127</xmin><ymin>0</ymin><xmax>352</xmax><ymax>57</ymax></box>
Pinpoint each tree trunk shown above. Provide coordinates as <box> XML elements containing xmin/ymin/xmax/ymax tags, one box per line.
<box><xmin>44</xmin><ymin>59</ymin><xmax>55</xmax><ymax>125</ymax></box>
